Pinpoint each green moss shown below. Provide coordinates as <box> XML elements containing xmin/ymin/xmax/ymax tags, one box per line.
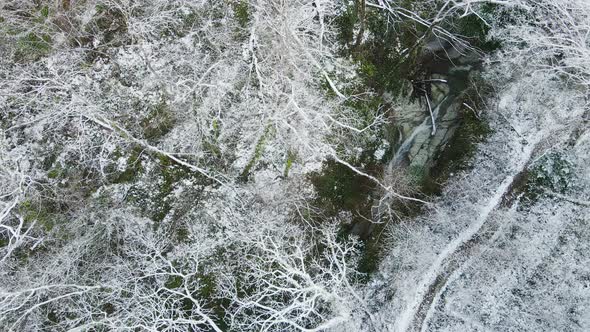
<box><xmin>230</xmin><ymin>0</ymin><xmax>251</xmax><ymax>41</ymax></box>
<box><xmin>455</xmin><ymin>9</ymin><xmax>501</xmax><ymax>52</ymax></box>
<box><xmin>334</xmin><ymin>4</ymin><xmax>357</xmax><ymax>46</ymax></box>
<box><xmin>199</xmin><ymin>272</ymin><xmax>229</xmax><ymax>330</ymax></box>
<box><xmin>82</xmin><ymin>3</ymin><xmax>128</xmax><ymax>61</ymax></box>
<box><xmin>125</xmin><ymin>147</ymin><xmax>211</xmax><ymax>223</ymax></box>
<box><xmin>163</xmin><ymin>267</ymin><xmax>226</xmax><ymax>329</ymax></box>
<box><xmin>203</xmin><ymin>140</ymin><xmax>222</xmax><ymax>158</ymax></box>
<box><xmin>240</xmin><ymin>125</ymin><xmax>273</xmax><ymax>181</ymax></box>
<box><xmin>15</xmin><ymin>32</ymin><xmax>52</xmax><ymax>61</ymax></box>
<box><xmin>310</xmin><ymin>159</ymin><xmax>377</xmax><ymax>218</ymax></box>
<box><xmin>161</xmin><ymin>6</ymin><xmax>206</xmax><ymax>38</ymax></box>
<box><xmin>333</xmin><ymin>3</ymin><xmax>425</xmax><ymax>98</ymax></box>
<box><xmin>356</xmin><ymin>239</ymin><xmax>383</xmax><ymax>277</ymax></box>
<box><xmin>141</xmin><ymin>100</ymin><xmax>175</xmax><ymax>140</ymax></box>
<box><xmin>346</xmin><ymin>93</ymin><xmax>383</xmax><ymax>125</ymax></box>
<box><xmin>426</xmin><ymin>104</ymin><xmax>491</xmax><ymax>195</ymax></box>
<box><xmin>40</xmin><ymin>6</ymin><xmax>50</xmax><ymax>19</ymax></box>
<box><xmin>112</xmin><ymin>146</ymin><xmax>144</xmax><ymax>183</ymax></box>
<box><xmin>523</xmin><ymin>153</ymin><xmax>573</xmax><ymax>203</ymax></box>
<box><xmin>95</xmin><ymin>6</ymin><xmax>126</xmax><ymax>32</ymax></box>
<box><xmin>182</xmin><ymin>11</ymin><xmax>200</xmax><ymax>30</ymax></box>
<box><xmin>492</xmin><ymin>152</ymin><xmax>574</xmax><ymax>208</ymax></box>
<box><xmin>152</xmin><ymin>158</ymin><xmax>180</xmax><ymax>221</ymax></box>
<box><xmin>19</xmin><ymin>200</ymin><xmax>61</xmax><ymax>232</ymax></box>
<box><xmin>283</xmin><ymin>150</ymin><xmax>296</xmax><ymax>178</ymax></box>
<box><xmin>165</xmin><ymin>275</ymin><xmax>183</xmax><ymax>289</ymax></box>
<box><xmin>233</xmin><ymin>1</ymin><xmax>250</xmax><ymax>28</ymax></box>
<box><xmin>359</xmin><ymin>59</ymin><xmax>377</xmax><ymax>79</ymax></box>
<box><xmin>212</xmin><ymin>118</ymin><xmax>220</xmax><ymax>137</ymax></box>
<box><xmin>156</xmin><ymin>155</ymin><xmax>202</xmax><ymax>221</ymax></box>
<box><xmin>175</xmin><ymin>227</ymin><xmax>190</xmax><ymax>242</ymax></box>
<box><xmin>197</xmin><ymin>274</ymin><xmax>217</xmax><ymax>298</ymax></box>
<box><xmin>95</xmin><ymin>3</ymin><xmax>108</xmax><ymax>13</ymax></box>
<box><xmin>47</xmin><ymin>167</ymin><xmax>62</xmax><ymax>179</ymax></box>
<box><xmin>202</xmin><ymin>118</ymin><xmax>222</xmax><ymax>158</ymax></box>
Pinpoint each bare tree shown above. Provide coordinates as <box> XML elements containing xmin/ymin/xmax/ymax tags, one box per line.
<box><xmin>221</xmin><ymin>223</ymin><xmax>373</xmax><ymax>332</ymax></box>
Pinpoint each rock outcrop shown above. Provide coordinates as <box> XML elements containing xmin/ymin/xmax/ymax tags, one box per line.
<box><xmin>388</xmin><ymin>37</ymin><xmax>481</xmax><ymax>177</ymax></box>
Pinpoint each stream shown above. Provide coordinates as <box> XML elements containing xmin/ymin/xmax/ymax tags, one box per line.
<box><xmin>350</xmin><ymin>38</ymin><xmax>481</xmax><ymax>238</ymax></box>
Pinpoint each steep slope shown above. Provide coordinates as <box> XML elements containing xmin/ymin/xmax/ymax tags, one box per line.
<box><xmin>367</xmin><ymin>65</ymin><xmax>590</xmax><ymax>332</ymax></box>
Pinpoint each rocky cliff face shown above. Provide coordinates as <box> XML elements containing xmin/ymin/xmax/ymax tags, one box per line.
<box><xmin>352</xmin><ymin>39</ymin><xmax>483</xmax><ymax>239</ymax></box>
<box><xmin>388</xmin><ymin>37</ymin><xmax>481</xmax><ymax>180</ymax></box>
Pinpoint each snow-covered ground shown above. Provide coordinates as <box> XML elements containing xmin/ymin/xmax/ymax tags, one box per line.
<box><xmin>367</xmin><ymin>69</ymin><xmax>590</xmax><ymax>331</ymax></box>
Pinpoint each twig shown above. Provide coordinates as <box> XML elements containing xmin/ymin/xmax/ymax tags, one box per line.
<box><xmin>424</xmin><ymin>93</ymin><xmax>436</xmax><ymax>136</ymax></box>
